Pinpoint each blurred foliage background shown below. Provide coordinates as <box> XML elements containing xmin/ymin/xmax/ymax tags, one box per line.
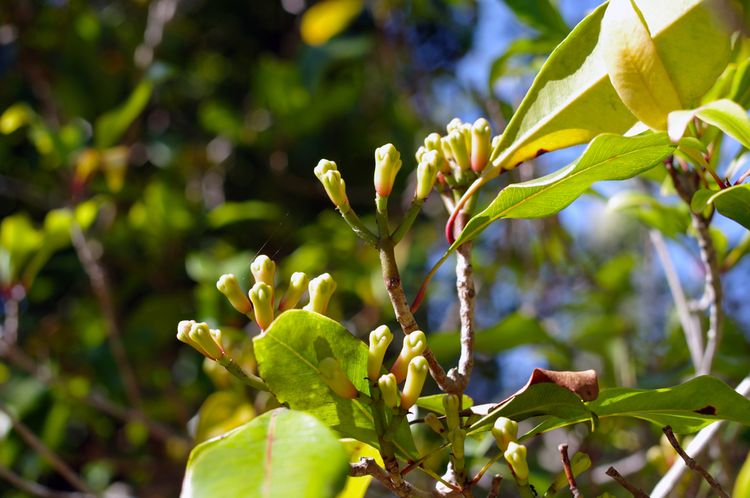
<box><xmin>0</xmin><ymin>0</ymin><xmax>748</xmax><ymax>496</ymax></box>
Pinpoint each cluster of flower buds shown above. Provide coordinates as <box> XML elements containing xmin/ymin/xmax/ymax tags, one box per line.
<box><xmin>415</xmin><ymin>117</ymin><xmax>494</xmax><ymax>190</ymax></box>
<box><xmin>366</xmin><ymin>328</ymin><xmax>430</xmax><ymax>410</ymax></box>
<box><xmin>213</xmin><ymin>254</ymin><xmax>336</xmax><ymax>332</ymax></box>
<box><xmin>177</xmin><ymin>320</ymin><xmax>225</xmax><ymax>361</ymax></box>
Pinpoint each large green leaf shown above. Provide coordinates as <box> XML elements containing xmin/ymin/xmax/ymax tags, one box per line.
<box><xmin>428</xmin><ymin>313</ymin><xmax>560</xmax><ymax>362</ymax></box>
<box><xmin>532</xmin><ymin>376</ymin><xmax>750</xmax><ymax>435</ymax></box>
<box><xmin>253</xmin><ymin>310</ymin><xmax>417</xmax><ymax>458</ymax></box>
<box><xmin>486</xmin><ymin>0</ymin><xmax>734</xmax><ymax>176</ymax></box>
<box><xmin>182</xmin><ymin>408</ymin><xmax>349</xmax><ymax>498</ymax></box>
<box><xmin>500</xmin><ymin>0</ymin><xmax>568</xmax><ymax>38</ymax></box>
<box><xmin>692</xmin><ymin>184</ymin><xmax>750</xmax><ymax>230</ymax></box>
<box><xmin>454</xmin><ymin>133</ymin><xmax>675</xmax><ymax>250</ymax></box>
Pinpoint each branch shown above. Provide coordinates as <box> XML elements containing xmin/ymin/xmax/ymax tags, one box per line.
<box><xmin>692</xmin><ymin>213</ymin><xmax>723</xmax><ymax>375</ymax></box>
<box><xmin>605</xmin><ymin>466</ymin><xmax>649</xmax><ymax>497</ymax></box>
<box><xmin>452</xmin><ymin>211</ymin><xmax>475</xmax><ymax>392</ymax></box>
<box><xmin>70</xmin><ymin>223</ymin><xmax>143</xmax><ymax>409</ymax></box>
<box><xmin>377</xmin><ymin>240</ymin><xmax>454</xmax><ymax>393</ymax></box>
<box><xmin>487</xmin><ymin>475</ymin><xmax>502</xmax><ymax>498</ymax></box>
<box><xmin>662</xmin><ymin>426</ymin><xmax>728</xmax><ymax>498</ymax></box>
<box><xmin>558</xmin><ymin>444</ymin><xmax>581</xmax><ymax>498</ymax></box>
<box><xmin>649</xmin><ymin>230</ymin><xmax>703</xmax><ymax>371</ymax></box>
<box><xmin>0</xmin><ymin>402</ymin><xmax>95</xmax><ymax>495</ymax></box>
<box><xmin>350</xmin><ymin>458</ymin><xmax>433</xmax><ymax>498</ymax></box>
<box><xmin>0</xmin><ymin>463</ymin><xmax>93</xmax><ymax>498</ymax></box>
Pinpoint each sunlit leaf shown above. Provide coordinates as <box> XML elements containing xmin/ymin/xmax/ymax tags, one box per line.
<box><xmin>182</xmin><ymin>408</ymin><xmax>349</xmax><ymax>498</ymax></box>
<box><xmin>194</xmin><ymin>391</ymin><xmax>255</xmax><ymax>444</ymax></box>
<box><xmin>337</xmin><ymin>440</ymin><xmax>382</xmax><ymax>498</ymax></box>
<box><xmin>253</xmin><ymin>310</ymin><xmax>417</xmax><ymax>458</ymax></box>
<box><xmin>416</xmin><ymin>394</ymin><xmax>473</xmax><ymax>415</ymax></box>
<box><xmin>669</xmin><ymin>99</ymin><xmax>750</xmax><ymax>147</ymax></box>
<box><xmin>691</xmin><ymin>184</ymin><xmax>750</xmax><ymax>230</ymax></box>
<box><xmin>95</xmin><ymin>80</ymin><xmax>153</xmax><ymax>149</ymax></box>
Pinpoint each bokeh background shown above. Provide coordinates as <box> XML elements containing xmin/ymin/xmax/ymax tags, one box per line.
<box><xmin>1</xmin><ymin>0</ymin><xmax>749</xmax><ymax>496</ymax></box>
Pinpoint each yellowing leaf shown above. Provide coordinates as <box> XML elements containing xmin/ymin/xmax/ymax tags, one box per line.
<box><xmin>300</xmin><ymin>0</ymin><xmax>363</xmax><ymax>46</ymax></box>
<box><xmin>600</xmin><ymin>0</ymin><xmax>682</xmax><ymax>130</ymax></box>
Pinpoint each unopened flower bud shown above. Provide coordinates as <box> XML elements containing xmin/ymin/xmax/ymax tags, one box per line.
<box><xmin>390</xmin><ymin>330</ymin><xmax>427</xmax><ymax>382</ymax></box>
<box><xmin>416</xmin><ymin>150</ymin><xmax>439</xmax><ymax>200</ymax></box>
<box><xmin>424</xmin><ymin>413</ymin><xmax>445</xmax><ymax>435</ymax></box>
<box><xmin>319</xmin><ymin>357</ymin><xmax>358</xmax><ymax>399</ymax></box>
<box><xmin>250</xmin><ymin>255</ymin><xmax>276</xmax><ymax>287</ymax></box>
<box><xmin>447</xmin><ymin>130</ymin><xmax>470</xmax><ymax>171</ymax></box>
<box><xmin>177</xmin><ymin>319</ymin><xmax>199</xmax><ymax>349</ymax></box>
<box><xmin>446</xmin><ymin>118</ymin><xmax>463</xmax><ymax>134</ymax></box>
<box><xmin>504</xmin><ymin>442</ymin><xmax>529</xmax><ymax>482</ymax></box>
<box><xmin>471</xmin><ymin>118</ymin><xmax>491</xmax><ymax>173</ymax></box>
<box><xmin>378</xmin><ymin>373</ymin><xmax>400</xmax><ymax>408</ymax></box>
<box><xmin>424</xmin><ymin>132</ymin><xmax>442</xmax><ymax>152</ymax></box>
<box><xmin>187</xmin><ymin>322</ymin><xmax>225</xmax><ymax>360</ymax></box>
<box><xmin>216</xmin><ymin>274</ymin><xmax>252</xmax><ymax>315</ymax></box>
<box><xmin>374</xmin><ymin>143</ymin><xmax>402</xmax><ymax>197</ymax></box>
<box><xmin>278</xmin><ymin>272</ymin><xmax>309</xmax><ymax>311</ymax></box>
<box><xmin>304</xmin><ymin>273</ymin><xmax>336</xmax><ymax>315</ymax></box>
<box><xmin>491</xmin><ymin>417</ymin><xmax>519</xmax><ymax>452</ymax></box>
<box><xmin>368</xmin><ymin>325</ymin><xmax>393</xmax><ymax>381</ymax></box>
<box><xmin>249</xmin><ymin>282</ymin><xmax>275</xmax><ymax>330</ymax></box>
<box><xmin>320</xmin><ymin>168</ymin><xmax>349</xmax><ymax>209</ymax></box>
<box><xmin>401</xmin><ymin>356</ymin><xmax>428</xmax><ymax>409</ymax></box>
<box><xmin>314</xmin><ymin>159</ymin><xmax>337</xmax><ymax>180</ymax></box>
<box><xmin>415</xmin><ymin>145</ymin><xmax>427</xmax><ymax>164</ymax></box>
<box><xmin>443</xmin><ymin>394</ymin><xmax>460</xmax><ymax>431</ymax></box>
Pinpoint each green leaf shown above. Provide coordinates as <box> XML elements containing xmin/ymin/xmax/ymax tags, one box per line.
<box><xmin>733</xmin><ymin>451</ymin><xmax>750</xmax><ymax>498</ymax></box>
<box><xmin>95</xmin><ymin>80</ymin><xmax>153</xmax><ymax>149</ymax></box>
<box><xmin>182</xmin><ymin>408</ymin><xmax>349</xmax><ymax>498</ymax></box>
<box><xmin>486</xmin><ymin>0</ymin><xmax>734</xmax><ymax>175</ymax></box>
<box><xmin>467</xmin><ymin>383</ymin><xmax>593</xmax><ymax>436</ymax></box>
<box><xmin>416</xmin><ymin>394</ymin><xmax>473</xmax><ymax>415</ymax></box>
<box><xmin>532</xmin><ymin>376</ymin><xmax>750</xmax><ymax>435</ymax></box>
<box><xmin>608</xmin><ymin>191</ymin><xmax>691</xmax><ymax>238</ymax></box>
<box><xmin>692</xmin><ymin>184</ymin><xmax>750</xmax><ymax>230</ymax></box>
<box><xmin>253</xmin><ymin>310</ymin><xmax>417</xmax><ymax>458</ymax></box>
<box><xmin>499</xmin><ymin>0</ymin><xmax>568</xmax><ymax>38</ymax></box>
<box><xmin>669</xmin><ymin>99</ymin><xmax>750</xmax><ymax>148</ymax></box>
<box><xmin>428</xmin><ymin>313</ymin><xmax>558</xmax><ymax>363</ymax></box>
<box><xmin>194</xmin><ymin>391</ymin><xmax>255</xmax><ymax>444</ymax></box>
<box><xmin>454</xmin><ymin>134</ymin><xmax>675</xmax><ymax>250</ymax></box>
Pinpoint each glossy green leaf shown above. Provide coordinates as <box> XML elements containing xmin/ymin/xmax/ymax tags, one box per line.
<box><xmin>182</xmin><ymin>408</ymin><xmax>349</xmax><ymax>498</ymax></box>
<box><xmin>428</xmin><ymin>313</ymin><xmax>559</xmax><ymax>362</ymax></box>
<box><xmin>486</xmin><ymin>0</ymin><xmax>735</xmax><ymax>176</ymax></box>
<box><xmin>253</xmin><ymin>310</ymin><xmax>417</xmax><ymax>458</ymax></box>
<box><xmin>453</xmin><ymin>134</ymin><xmax>675</xmax><ymax>250</ymax></box>
<box><xmin>95</xmin><ymin>80</ymin><xmax>153</xmax><ymax>149</ymax></box>
<box><xmin>692</xmin><ymin>184</ymin><xmax>750</xmax><ymax>230</ymax></box>
<box><xmin>467</xmin><ymin>383</ymin><xmax>593</xmax><ymax>436</ymax></box>
<box><xmin>416</xmin><ymin>394</ymin><xmax>473</xmax><ymax>414</ymax></box>
<box><xmin>532</xmin><ymin>375</ymin><xmax>750</xmax><ymax>435</ymax></box>
<box><xmin>669</xmin><ymin>99</ymin><xmax>750</xmax><ymax>148</ymax></box>
<box><xmin>608</xmin><ymin>191</ymin><xmax>691</xmax><ymax>238</ymax></box>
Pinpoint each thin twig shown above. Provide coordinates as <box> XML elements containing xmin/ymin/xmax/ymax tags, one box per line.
<box><xmin>70</xmin><ymin>223</ymin><xmax>143</xmax><ymax>409</ymax></box>
<box><xmin>378</xmin><ymin>240</ymin><xmax>454</xmax><ymax>392</ymax></box>
<box><xmin>349</xmin><ymin>458</ymin><xmax>433</xmax><ymax>497</ymax></box>
<box><xmin>649</xmin><ymin>230</ymin><xmax>703</xmax><ymax>372</ymax></box>
<box><xmin>692</xmin><ymin>214</ymin><xmax>723</xmax><ymax>375</ymax></box>
<box><xmin>452</xmin><ymin>211</ymin><xmax>475</xmax><ymax>393</ymax></box>
<box><xmin>605</xmin><ymin>466</ymin><xmax>649</xmax><ymax>497</ymax></box>
<box><xmin>558</xmin><ymin>444</ymin><xmax>581</xmax><ymax>498</ymax></box>
<box><xmin>0</xmin><ymin>402</ymin><xmax>95</xmax><ymax>495</ymax></box>
<box><xmin>662</xmin><ymin>426</ymin><xmax>729</xmax><ymax>498</ymax></box>
<box><xmin>651</xmin><ymin>375</ymin><xmax>750</xmax><ymax>497</ymax></box>
<box><xmin>0</xmin><ymin>463</ymin><xmax>93</xmax><ymax>498</ymax></box>
<box><xmin>488</xmin><ymin>475</ymin><xmax>502</xmax><ymax>498</ymax></box>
